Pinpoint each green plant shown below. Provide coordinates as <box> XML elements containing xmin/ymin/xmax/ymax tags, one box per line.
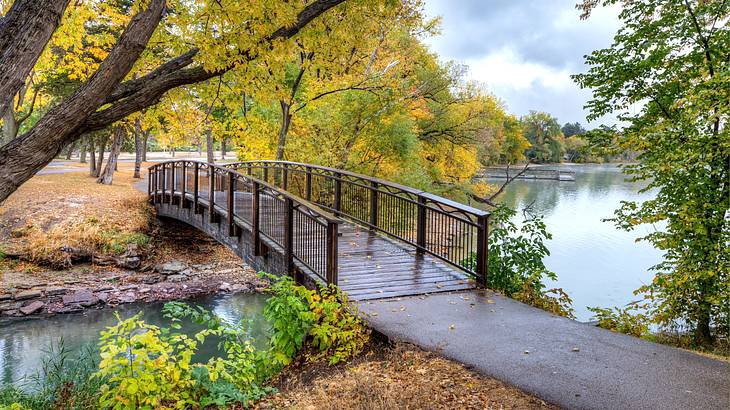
<box><xmin>262</xmin><ymin>274</ymin><xmax>371</xmax><ymax>366</ymax></box>
<box><xmin>461</xmin><ymin>205</ymin><xmax>572</xmax><ymax>317</ymax></box>
<box><xmin>0</xmin><ymin>342</ymin><xmax>103</xmax><ymax>410</ymax></box>
<box><xmin>588</xmin><ymin>304</ymin><xmax>651</xmax><ymax>338</ymax></box>
<box><xmin>96</xmin><ymin>312</ymin><xmax>202</xmax><ymax>409</ymax></box>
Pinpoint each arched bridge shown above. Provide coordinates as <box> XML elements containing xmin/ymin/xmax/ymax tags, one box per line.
<box><xmin>148</xmin><ymin>160</ymin><xmax>489</xmax><ymax>300</ymax></box>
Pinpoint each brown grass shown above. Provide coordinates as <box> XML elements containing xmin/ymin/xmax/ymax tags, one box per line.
<box><xmin>0</xmin><ymin>170</ymin><xmax>152</xmax><ymax>267</ymax></box>
<box><xmin>257</xmin><ymin>344</ymin><xmax>556</xmax><ymax>410</ymax></box>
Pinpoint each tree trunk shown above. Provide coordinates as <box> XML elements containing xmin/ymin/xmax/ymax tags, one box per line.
<box><xmin>97</xmin><ymin>126</ymin><xmax>125</xmax><ymax>185</ymax></box>
<box><xmin>221</xmin><ymin>136</ymin><xmax>226</xmax><ymax>160</ymax></box>
<box><xmin>92</xmin><ymin>134</ymin><xmax>109</xmax><ymax>178</ymax></box>
<box><xmin>133</xmin><ymin>118</ymin><xmax>143</xmax><ymax>178</ymax></box>
<box><xmin>79</xmin><ymin>139</ymin><xmax>87</xmax><ymax>163</ymax></box>
<box><xmin>206</xmin><ymin>125</ymin><xmax>215</xmax><ymax>164</ymax></box>
<box><xmin>88</xmin><ymin>138</ymin><xmax>96</xmax><ymax>176</ymax></box>
<box><xmin>142</xmin><ymin>131</ymin><xmax>148</xmax><ymax>162</ymax></box>
<box><xmin>1</xmin><ymin>107</ymin><xmax>18</xmax><ymax>145</ymax></box>
<box><xmin>0</xmin><ymin>0</ymin><xmax>70</xmax><ymax>116</ymax></box>
<box><xmin>276</xmin><ymin>101</ymin><xmax>292</xmax><ymax>161</ymax></box>
<box><xmin>64</xmin><ymin>142</ymin><xmax>76</xmax><ymax>160</ymax></box>
<box><xmin>171</xmin><ymin>146</ymin><xmax>175</xmax><ymax>158</ymax></box>
<box><xmin>0</xmin><ymin>0</ymin><xmax>345</xmax><ymax>203</ymax></box>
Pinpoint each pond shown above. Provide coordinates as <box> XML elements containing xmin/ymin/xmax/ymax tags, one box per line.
<box><xmin>0</xmin><ymin>293</ymin><xmax>269</xmax><ymax>387</ymax></box>
<box><xmin>484</xmin><ymin>164</ymin><xmax>663</xmax><ymax>321</ymax></box>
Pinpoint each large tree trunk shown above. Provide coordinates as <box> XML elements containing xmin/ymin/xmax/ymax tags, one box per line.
<box><xmin>92</xmin><ymin>134</ymin><xmax>109</xmax><ymax>178</ymax></box>
<box><xmin>97</xmin><ymin>126</ymin><xmax>125</xmax><ymax>185</ymax></box>
<box><xmin>1</xmin><ymin>107</ymin><xmax>18</xmax><ymax>145</ymax></box>
<box><xmin>205</xmin><ymin>125</ymin><xmax>215</xmax><ymax>164</ymax></box>
<box><xmin>0</xmin><ymin>0</ymin><xmax>69</xmax><ymax>116</ymax></box>
<box><xmin>79</xmin><ymin>139</ymin><xmax>87</xmax><ymax>163</ymax></box>
<box><xmin>88</xmin><ymin>138</ymin><xmax>96</xmax><ymax>176</ymax></box>
<box><xmin>133</xmin><ymin>118</ymin><xmax>143</xmax><ymax>178</ymax></box>
<box><xmin>0</xmin><ymin>0</ymin><xmax>346</xmax><ymax>203</ymax></box>
<box><xmin>220</xmin><ymin>137</ymin><xmax>226</xmax><ymax>160</ymax></box>
<box><xmin>0</xmin><ymin>0</ymin><xmax>165</xmax><ymax>202</ymax></box>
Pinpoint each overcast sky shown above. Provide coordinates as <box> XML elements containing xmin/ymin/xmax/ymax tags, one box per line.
<box><xmin>422</xmin><ymin>0</ymin><xmax>622</xmax><ymax>126</ymax></box>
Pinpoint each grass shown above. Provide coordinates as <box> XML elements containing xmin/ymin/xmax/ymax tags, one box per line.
<box><xmin>0</xmin><ymin>170</ymin><xmax>153</xmax><ymax>268</ymax></box>
<box><xmin>0</xmin><ymin>343</ymin><xmax>103</xmax><ymax>410</ymax></box>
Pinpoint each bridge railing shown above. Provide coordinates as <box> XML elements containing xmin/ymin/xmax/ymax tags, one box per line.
<box><xmin>222</xmin><ymin>161</ymin><xmax>490</xmax><ymax>285</ymax></box>
<box><xmin>148</xmin><ymin>160</ymin><xmax>341</xmax><ymax>284</ymax></box>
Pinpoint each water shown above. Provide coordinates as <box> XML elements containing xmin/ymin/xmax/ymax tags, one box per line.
<box><xmin>485</xmin><ymin>164</ymin><xmax>663</xmax><ymax>321</ymax></box>
<box><xmin>0</xmin><ymin>293</ymin><xmax>269</xmax><ymax>386</ymax></box>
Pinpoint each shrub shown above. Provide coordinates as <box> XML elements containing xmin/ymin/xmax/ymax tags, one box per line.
<box><xmin>588</xmin><ymin>304</ymin><xmax>651</xmax><ymax>338</ymax></box>
<box><xmin>461</xmin><ymin>205</ymin><xmax>573</xmax><ymax>318</ymax></box>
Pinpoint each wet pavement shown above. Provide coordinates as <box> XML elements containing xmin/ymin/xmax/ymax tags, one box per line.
<box><xmin>359</xmin><ymin>289</ymin><xmax>729</xmax><ymax>410</ymax></box>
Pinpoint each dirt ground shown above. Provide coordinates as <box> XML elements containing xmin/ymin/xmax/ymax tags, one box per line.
<box><xmin>256</xmin><ymin>342</ymin><xmax>556</xmax><ymax>410</ymax></box>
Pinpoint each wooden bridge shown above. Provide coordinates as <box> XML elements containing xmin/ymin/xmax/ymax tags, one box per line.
<box><xmin>148</xmin><ymin>161</ymin><xmax>489</xmax><ymax>300</ymax></box>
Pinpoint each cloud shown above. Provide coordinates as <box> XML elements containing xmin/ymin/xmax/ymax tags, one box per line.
<box><xmin>423</xmin><ymin>0</ymin><xmax>621</xmax><ymax>125</ymax></box>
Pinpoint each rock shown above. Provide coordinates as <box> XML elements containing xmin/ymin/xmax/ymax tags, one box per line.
<box><xmin>119</xmin><ymin>284</ymin><xmax>138</xmax><ymax>291</ymax></box>
<box><xmin>19</xmin><ymin>301</ymin><xmax>44</xmax><ymax>315</ymax></box>
<box><xmin>179</xmin><ymin>268</ymin><xmax>193</xmax><ymax>277</ymax></box>
<box><xmin>219</xmin><ymin>282</ymin><xmax>232</xmax><ymax>292</ymax></box>
<box><xmin>62</xmin><ymin>290</ymin><xmax>95</xmax><ymax>305</ymax></box>
<box><xmin>14</xmin><ymin>290</ymin><xmax>41</xmax><ymax>300</ymax></box>
<box><xmin>3</xmin><ymin>309</ymin><xmax>18</xmax><ymax>316</ymax></box>
<box><xmin>79</xmin><ymin>296</ymin><xmax>100</xmax><ymax>307</ymax></box>
<box><xmin>118</xmin><ymin>292</ymin><xmax>136</xmax><ymax>303</ymax></box>
<box><xmin>97</xmin><ymin>292</ymin><xmax>109</xmax><ymax>303</ymax></box>
<box><xmin>53</xmin><ymin>305</ymin><xmax>83</xmax><ymax>314</ymax></box>
<box><xmin>0</xmin><ymin>294</ymin><xmax>11</xmax><ymax>301</ymax></box>
<box><xmin>156</xmin><ymin>261</ymin><xmax>187</xmax><ymax>275</ymax></box>
<box><xmin>45</xmin><ymin>287</ymin><xmax>68</xmax><ymax>296</ymax></box>
<box><xmin>95</xmin><ymin>285</ymin><xmax>114</xmax><ymax>292</ymax></box>
<box><xmin>167</xmin><ymin>274</ymin><xmax>185</xmax><ymax>283</ymax></box>
<box><xmin>0</xmin><ymin>301</ymin><xmax>22</xmax><ymax>311</ymax></box>
<box><xmin>142</xmin><ymin>275</ymin><xmax>162</xmax><ymax>284</ymax></box>
<box><xmin>15</xmin><ymin>283</ymin><xmax>33</xmax><ymax>289</ymax></box>
<box><xmin>117</xmin><ymin>255</ymin><xmax>141</xmax><ymax>270</ymax></box>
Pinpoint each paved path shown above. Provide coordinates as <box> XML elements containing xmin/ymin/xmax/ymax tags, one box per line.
<box><xmin>359</xmin><ymin>289</ymin><xmax>728</xmax><ymax>410</ymax></box>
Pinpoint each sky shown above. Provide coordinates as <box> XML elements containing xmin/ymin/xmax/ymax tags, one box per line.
<box><xmin>422</xmin><ymin>0</ymin><xmax>622</xmax><ymax>126</ymax></box>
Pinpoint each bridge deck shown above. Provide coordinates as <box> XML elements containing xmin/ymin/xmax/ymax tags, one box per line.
<box><xmin>204</xmin><ymin>190</ymin><xmax>475</xmax><ymax>300</ymax></box>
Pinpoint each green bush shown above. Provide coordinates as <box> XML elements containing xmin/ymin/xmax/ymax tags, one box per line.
<box><xmin>461</xmin><ymin>205</ymin><xmax>573</xmax><ymax>318</ymax></box>
<box><xmin>588</xmin><ymin>304</ymin><xmax>651</xmax><ymax>338</ymax></box>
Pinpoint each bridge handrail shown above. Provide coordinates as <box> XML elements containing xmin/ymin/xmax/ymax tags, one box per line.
<box><xmin>148</xmin><ymin>160</ymin><xmax>341</xmax><ymax>284</ymax></box>
<box><xmin>223</xmin><ymin>160</ymin><xmax>490</xmax><ymax>284</ymax></box>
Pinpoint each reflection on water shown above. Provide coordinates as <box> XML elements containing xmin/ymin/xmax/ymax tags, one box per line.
<box><xmin>484</xmin><ymin>164</ymin><xmax>663</xmax><ymax>321</ymax></box>
<box><xmin>0</xmin><ymin>293</ymin><xmax>269</xmax><ymax>386</ymax></box>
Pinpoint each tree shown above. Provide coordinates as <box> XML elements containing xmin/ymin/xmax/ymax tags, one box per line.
<box><xmin>574</xmin><ymin>0</ymin><xmax>729</xmax><ymax>345</ymax></box>
<box><xmin>0</xmin><ymin>0</ymin><xmax>351</xmax><ymax>203</ymax></box>
<box><xmin>521</xmin><ymin>111</ymin><xmax>565</xmax><ymax>163</ymax></box>
<box><xmin>561</xmin><ymin>121</ymin><xmax>586</xmax><ymax>138</ymax></box>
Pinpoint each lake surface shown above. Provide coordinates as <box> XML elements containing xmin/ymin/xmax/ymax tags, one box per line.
<box><xmin>0</xmin><ymin>293</ymin><xmax>269</xmax><ymax>387</ymax></box>
<box><xmin>484</xmin><ymin>164</ymin><xmax>663</xmax><ymax>321</ymax></box>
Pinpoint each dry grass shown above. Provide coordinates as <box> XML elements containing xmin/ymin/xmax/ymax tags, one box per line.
<box><xmin>0</xmin><ymin>170</ymin><xmax>152</xmax><ymax>267</ymax></box>
<box><xmin>257</xmin><ymin>344</ymin><xmax>555</xmax><ymax>410</ymax></box>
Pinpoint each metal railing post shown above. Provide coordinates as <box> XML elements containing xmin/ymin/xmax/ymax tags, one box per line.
<box><xmin>227</xmin><ymin>172</ymin><xmax>235</xmax><ymax>236</ymax></box>
<box><xmin>369</xmin><ymin>181</ymin><xmax>379</xmax><ymax>229</ymax></box>
<box><xmin>333</xmin><ymin>172</ymin><xmax>341</xmax><ymax>215</ymax></box>
<box><xmin>282</xmin><ymin>163</ymin><xmax>289</xmax><ymax>190</ymax></box>
<box><xmin>193</xmin><ymin>163</ymin><xmax>200</xmax><ymax>214</ymax></box>
<box><xmin>161</xmin><ymin>163</ymin><xmax>166</xmax><ymax>205</ymax></box>
<box><xmin>476</xmin><ymin>214</ymin><xmax>489</xmax><ymax>287</ymax></box>
<box><xmin>251</xmin><ymin>181</ymin><xmax>261</xmax><ymax>256</ymax></box>
<box><xmin>169</xmin><ymin>162</ymin><xmax>175</xmax><ymax>205</ymax></box>
<box><xmin>284</xmin><ymin>197</ymin><xmax>294</xmax><ymax>276</ymax></box>
<box><xmin>305</xmin><ymin>166</ymin><xmax>312</xmax><ymax>201</ymax></box>
<box><xmin>208</xmin><ymin>166</ymin><xmax>216</xmax><ymax>223</ymax></box>
<box><xmin>262</xmin><ymin>166</ymin><xmax>268</xmax><ymax>183</ymax></box>
<box><xmin>326</xmin><ymin>221</ymin><xmax>338</xmax><ymax>285</ymax></box>
<box><xmin>181</xmin><ymin>161</ymin><xmax>186</xmax><ymax>207</ymax></box>
<box><xmin>416</xmin><ymin>196</ymin><xmax>427</xmax><ymax>254</ymax></box>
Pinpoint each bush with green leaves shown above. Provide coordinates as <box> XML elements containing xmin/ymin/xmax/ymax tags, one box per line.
<box><xmin>588</xmin><ymin>304</ymin><xmax>651</xmax><ymax>338</ymax></box>
<box><xmin>462</xmin><ymin>205</ymin><xmax>573</xmax><ymax>317</ymax></box>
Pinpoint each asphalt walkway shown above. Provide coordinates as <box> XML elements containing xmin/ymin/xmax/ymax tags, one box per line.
<box><xmin>359</xmin><ymin>289</ymin><xmax>728</xmax><ymax>410</ymax></box>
